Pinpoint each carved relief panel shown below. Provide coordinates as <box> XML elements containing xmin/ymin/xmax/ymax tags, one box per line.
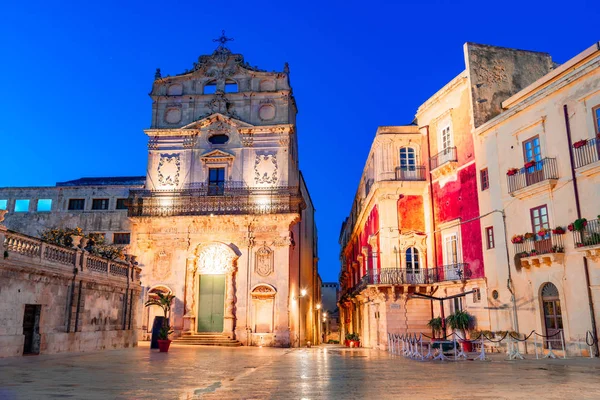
<box><xmin>153</xmin><ymin>250</ymin><xmax>172</xmax><ymax>281</ymax></box>
<box><xmin>255</xmin><ymin>246</ymin><xmax>274</xmax><ymax>277</ymax></box>
<box><xmin>254</xmin><ymin>153</ymin><xmax>278</xmax><ymax>185</ymax></box>
<box><xmin>158</xmin><ymin>153</ymin><xmax>181</xmax><ymax>187</ymax></box>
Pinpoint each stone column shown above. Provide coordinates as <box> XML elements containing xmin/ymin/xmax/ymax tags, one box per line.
<box><xmin>223</xmin><ymin>271</ymin><xmax>236</xmax><ymax>339</ymax></box>
<box><xmin>183</xmin><ymin>256</ymin><xmax>197</xmax><ymax>333</ymax></box>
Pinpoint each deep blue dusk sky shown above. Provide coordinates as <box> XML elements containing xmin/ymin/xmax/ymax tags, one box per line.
<box><xmin>1</xmin><ymin>1</ymin><xmax>597</xmax><ymax>282</ymax></box>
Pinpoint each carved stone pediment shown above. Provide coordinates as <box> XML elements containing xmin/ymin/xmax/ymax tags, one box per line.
<box><xmin>200</xmin><ymin>149</ymin><xmax>235</xmax><ymax>166</ymax></box>
<box><xmin>195</xmin><ymin>242</ymin><xmax>239</xmax><ymax>275</ymax></box>
<box><xmin>399</xmin><ymin>231</ymin><xmax>427</xmax><ymax>253</ymax></box>
<box><xmin>180</xmin><ymin>113</ymin><xmax>254</xmax><ymax>130</ymax></box>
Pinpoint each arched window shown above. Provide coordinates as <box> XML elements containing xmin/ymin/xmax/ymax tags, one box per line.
<box><xmin>400</xmin><ymin>147</ymin><xmax>416</xmax><ymax>171</ymax></box>
<box><xmin>204</xmin><ymin>81</ymin><xmax>217</xmax><ymax>95</ymax></box>
<box><xmin>406</xmin><ymin>247</ymin><xmax>420</xmax><ymax>272</ymax></box>
<box><xmin>225</xmin><ymin>80</ymin><xmax>238</xmax><ymax>93</ymax></box>
<box><xmin>541</xmin><ymin>282</ymin><xmax>562</xmax><ymax>348</ymax></box>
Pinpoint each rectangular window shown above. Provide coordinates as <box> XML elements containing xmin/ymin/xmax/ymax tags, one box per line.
<box><xmin>593</xmin><ymin>105</ymin><xmax>600</xmax><ymax>135</ymax></box>
<box><xmin>451</xmin><ymin>297</ymin><xmax>463</xmax><ymax>313</ymax></box>
<box><xmin>14</xmin><ymin>199</ymin><xmax>30</xmax><ymax>213</ymax></box>
<box><xmin>473</xmin><ymin>288</ymin><xmax>481</xmax><ymax>303</ymax></box>
<box><xmin>480</xmin><ymin>168</ymin><xmax>489</xmax><ymax>191</ymax></box>
<box><xmin>530</xmin><ymin>205</ymin><xmax>550</xmax><ymax>234</ymax></box>
<box><xmin>208</xmin><ymin>167</ymin><xmax>225</xmax><ymax>196</ymax></box>
<box><xmin>37</xmin><ymin>199</ymin><xmax>52</xmax><ymax>212</ymax></box>
<box><xmin>441</xmin><ymin>125</ymin><xmax>452</xmax><ymax>151</ymax></box>
<box><xmin>92</xmin><ymin>198</ymin><xmax>109</xmax><ymax>210</ymax></box>
<box><xmin>444</xmin><ymin>234</ymin><xmax>459</xmax><ymax>264</ymax></box>
<box><xmin>115</xmin><ymin>198</ymin><xmax>128</xmax><ymax>210</ymax></box>
<box><xmin>113</xmin><ymin>233</ymin><xmax>130</xmax><ymax>245</ymax></box>
<box><xmin>523</xmin><ymin>136</ymin><xmax>542</xmax><ymax>163</ymax></box>
<box><xmin>0</xmin><ymin>200</ymin><xmax>7</xmax><ymax>210</ymax></box>
<box><xmin>485</xmin><ymin>226</ymin><xmax>495</xmax><ymax>249</ymax></box>
<box><xmin>68</xmin><ymin>199</ymin><xmax>85</xmax><ymax>211</ymax></box>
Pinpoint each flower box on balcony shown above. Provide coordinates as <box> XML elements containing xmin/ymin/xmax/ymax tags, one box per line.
<box><xmin>537</xmin><ymin>228</ymin><xmax>549</xmax><ymax>237</ymax></box>
<box><xmin>506</xmin><ymin>168</ymin><xmax>519</xmax><ymax>176</ymax></box>
<box><xmin>524</xmin><ymin>161</ymin><xmax>536</xmax><ymax>168</ymax></box>
<box><xmin>552</xmin><ymin>226</ymin><xmax>566</xmax><ymax>235</ymax></box>
<box><xmin>511</xmin><ymin>235</ymin><xmax>524</xmax><ymax>244</ymax></box>
<box><xmin>523</xmin><ymin>232</ymin><xmax>535</xmax><ymax>240</ymax></box>
<box><xmin>573</xmin><ymin>139</ymin><xmax>588</xmax><ymax>149</ymax></box>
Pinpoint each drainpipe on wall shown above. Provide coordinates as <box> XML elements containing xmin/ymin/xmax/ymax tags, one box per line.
<box><xmin>500</xmin><ymin>210</ymin><xmax>520</xmax><ymax>338</ymax></box>
<box><xmin>563</xmin><ymin>104</ymin><xmax>599</xmax><ymax>356</ymax></box>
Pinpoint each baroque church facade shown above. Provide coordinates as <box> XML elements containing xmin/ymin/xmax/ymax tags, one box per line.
<box><xmin>129</xmin><ymin>40</ymin><xmax>320</xmax><ymax>347</ymax></box>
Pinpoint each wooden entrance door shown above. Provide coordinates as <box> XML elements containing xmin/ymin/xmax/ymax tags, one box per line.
<box><xmin>197</xmin><ymin>275</ymin><xmax>225</xmax><ymax>332</ymax></box>
<box><xmin>23</xmin><ymin>304</ymin><xmax>41</xmax><ymax>355</ymax></box>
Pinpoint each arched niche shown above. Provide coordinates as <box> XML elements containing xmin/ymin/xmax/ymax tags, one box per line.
<box><xmin>251</xmin><ymin>284</ymin><xmax>277</xmax><ymax>334</ymax></box>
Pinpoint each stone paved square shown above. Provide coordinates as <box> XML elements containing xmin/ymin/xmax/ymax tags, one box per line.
<box><xmin>1</xmin><ymin>344</ymin><xmax>600</xmax><ymax>399</ymax></box>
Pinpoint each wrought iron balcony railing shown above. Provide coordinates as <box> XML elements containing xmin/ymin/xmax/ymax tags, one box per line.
<box><xmin>366</xmin><ymin>268</ymin><xmax>438</xmax><ymax>285</ymax></box>
<box><xmin>127</xmin><ymin>184</ymin><xmax>305</xmax><ymax>217</ymax></box>
<box><xmin>573</xmin><ymin>219</ymin><xmax>600</xmax><ymax>248</ymax></box>
<box><xmin>429</xmin><ymin>147</ymin><xmax>457</xmax><ymax>170</ymax></box>
<box><xmin>439</xmin><ymin>263</ymin><xmax>472</xmax><ymax>281</ymax></box>
<box><xmin>507</xmin><ymin>157</ymin><xmax>558</xmax><ymax>194</ymax></box>
<box><xmin>573</xmin><ymin>138</ymin><xmax>600</xmax><ymax>169</ymax></box>
<box><xmin>395</xmin><ymin>166</ymin><xmax>427</xmax><ymax>181</ymax></box>
<box><xmin>513</xmin><ymin>232</ymin><xmax>565</xmax><ymax>257</ymax></box>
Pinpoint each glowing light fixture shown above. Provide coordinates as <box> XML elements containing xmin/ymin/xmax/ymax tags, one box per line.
<box><xmin>300</xmin><ymin>289</ymin><xmax>307</xmax><ymax>297</ymax></box>
<box><xmin>316</xmin><ymin>303</ymin><xmax>321</xmax><ymax>310</ymax></box>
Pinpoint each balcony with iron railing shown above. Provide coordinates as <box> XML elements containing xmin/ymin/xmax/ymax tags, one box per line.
<box><xmin>512</xmin><ymin>231</ymin><xmax>565</xmax><ymax>267</ymax></box>
<box><xmin>127</xmin><ymin>182</ymin><xmax>305</xmax><ymax>217</ymax></box>
<box><xmin>438</xmin><ymin>263</ymin><xmax>472</xmax><ymax>282</ymax></box>
<box><xmin>394</xmin><ymin>166</ymin><xmax>427</xmax><ymax>181</ymax></box>
<box><xmin>506</xmin><ymin>157</ymin><xmax>559</xmax><ymax>198</ymax></box>
<box><xmin>573</xmin><ymin>137</ymin><xmax>600</xmax><ymax>175</ymax></box>
<box><xmin>429</xmin><ymin>147</ymin><xmax>458</xmax><ymax>172</ymax></box>
<box><xmin>572</xmin><ymin>219</ymin><xmax>600</xmax><ymax>260</ymax></box>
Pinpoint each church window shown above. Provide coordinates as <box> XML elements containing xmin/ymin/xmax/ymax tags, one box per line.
<box><xmin>204</xmin><ymin>81</ymin><xmax>217</xmax><ymax>95</ymax></box>
<box><xmin>113</xmin><ymin>233</ymin><xmax>131</xmax><ymax>245</ymax></box>
<box><xmin>225</xmin><ymin>81</ymin><xmax>238</xmax><ymax>93</ymax></box>
<box><xmin>208</xmin><ymin>168</ymin><xmax>225</xmax><ymax>196</ymax></box>
<box><xmin>68</xmin><ymin>199</ymin><xmax>85</xmax><ymax>210</ymax></box>
<box><xmin>208</xmin><ymin>134</ymin><xmax>229</xmax><ymax>145</ymax></box>
<box><xmin>0</xmin><ymin>200</ymin><xmax>7</xmax><ymax>210</ymax></box>
<box><xmin>399</xmin><ymin>147</ymin><xmax>416</xmax><ymax>171</ymax></box>
<box><xmin>92</xmin><ymin>198</ymin><xmax>110</xmax><ymax>210</ymax></box>
<box><xmin>37</xmin><ymin>199</ymin><xmax>52</xmax><ymax>212</ymax></box>
<box><xmin>14</xmin><ymin>199</ymin><xmax>30</xmax><ymax>213</ymax></box>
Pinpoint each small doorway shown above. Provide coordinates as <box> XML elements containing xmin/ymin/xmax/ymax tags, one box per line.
<box><xmin>198</xmin><ymin>275</ymin><xmax>225</xmax><ymax>332</ymax></box>
<box><xmin>541</xmin><ymin>283</ymin><xmax>563</xmax><ymax>348</ymax></box>
<box><xmin>23</xmin><ymin>304</ymin><xmax>41</xmax><ymax>355</ymax></box>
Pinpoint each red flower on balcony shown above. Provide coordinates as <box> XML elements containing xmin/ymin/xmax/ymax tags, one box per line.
<box><xmin>537</xmin><ymin>228</ymin><xmax>549</xmax><ymax>237</ymax></box>
<box><xmin>568</xmin><ymin>223</ymin><xmax>574</xmax><ymax>232</ymax></box>
<box><xmin>511</xmin><ymin>234</ymin><xmax>524</xmax><ymax>244</ymax></box>
<box><xmin>552</xmin><ymin>226</ymin><xmax>566</xmax><ymax>235</ymax></box>
<box><xmin>524</xmin><ymin>161</ymin><xmax>536</xmax><ymax>168</ymax></box>
<box><xmin>573</xmin><ymin>139</ymin><xmax>588</xmax><ymax>149</ymax></box>
<box><xmin>507</xmin><ymin>168</ymin><xmax>519</xmax><ymax>176</ymax></box>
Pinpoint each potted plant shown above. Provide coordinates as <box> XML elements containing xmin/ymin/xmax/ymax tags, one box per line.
<box><xmin>552</xmin><ymin>226</ymin><xmax>566</xmax><ymax>235</ymax></box>
<box><xmin>427</xmin><ymin>317</ymin><xmax>443</xmax><ymax>340</ymax></box>
<box><xmin>573</xmin><ymin>218</ymin><xmax>588</xmax><ymax>232</ymax></box>
<box><xmin>157</xmin><ymin>325</ymin><xmax>174</xmax><ymax>352</ymax></box>
<box><xmin>551</xmin><ymin>245</ymin><xmax>564</xmax><ymax>253</ymax></box>
<box><xmin>506</xmin><ymin>168</ymin><xmax>519</xmax><ymax>176</ymax></box>
<box><xmin>445</xmin><ymin>310</ymin><xmax>475</xmax><ymax>352</ymax></box>
<box><xmin>529</xmin><ymin>249</ymin><xmax>539</xmax><ymax>256</ymax></box>
<box><xmin>346</xmin><ymin>333</ymin><xmax>360</xmax><ymax>347</ymax></box>
<box><xmin>523</xmin><ymin>232</ymin><xmax>535</xmax><ymax>240</ymax></box>
<box><xmin>537</xmin><ymin>228</ymin><xmax>549</xmax><ymax>237</ymax></box>
<box><xmin>145</xmin><ymin>292</ymin><xmax>176</xmax><ymax>350</ymax></box>
<box><xmin>511</xmin><ymin>234</ymin><xmax>524</xmax><ymax>244</ymax></box>
<box><xmin>524</xmin><ymin>160</ymin><xmax>536</xmax><ymax>168</ymax></box>
<box><xmin>573</xmin><ymin>139</ymin><xmax>588</xmax><ymax>149</ymax></box>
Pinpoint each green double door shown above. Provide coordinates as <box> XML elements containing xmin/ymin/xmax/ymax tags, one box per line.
<box><xmin>197</xmin><ymin>275</ymin><xmax>225</xmax><ymax>332</ymax></box>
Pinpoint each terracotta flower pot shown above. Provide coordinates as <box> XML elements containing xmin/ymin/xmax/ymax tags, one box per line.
<box><xmin>157</xmin><ymin>339</ymin><xmax>172</xmax><ymax>352</ymax></box>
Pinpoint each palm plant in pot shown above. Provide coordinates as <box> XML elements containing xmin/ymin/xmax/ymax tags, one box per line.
<box><xmin>446</xmin><ymin>310</ymin><xmax>475</xmax><ymax>352</ymax></box>
<box><xmin>145</xmin><ymin>292</ymin><xmax>176</xmax><ymax>352</ymax></box>
<box><xmin>427</xmin><ymin>317</ymin><xmax>443</xmax><ymax>340</ymax></box>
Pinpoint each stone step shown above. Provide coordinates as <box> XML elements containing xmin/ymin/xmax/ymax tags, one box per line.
<box><xmin>172</xmin><ymin>339</ymin><xmax>242</xmax><ymax>347</ymax></box>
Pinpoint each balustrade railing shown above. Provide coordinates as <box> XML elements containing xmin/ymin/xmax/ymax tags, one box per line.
<box><xmin>395</xmin><ymin>166</ymin><xmax>426</xmax><ymax>181</ymax></box>
<box><xmin>573</xmin><ymin>138</ymin><xmax>600</xmax><ymax>169</ymax></box>
<box><xmin>1</xmin><ymin>230</ymin><xmax>139</xmax><ymax>282</ymax></box>
<box><xmin>439</xmin><ymin>263</ymin><xmax>472</xmax><ymax>281</ymax></box>
<box><xmin>513</xmin><ymin>232</ymin><xmax>565</xmax><ymax>257</ymax></box>
<box><xmin>573</xmin><ymin>219</ymin><xmax>600</xmax><ymax>248</ymax></box>
<box><xmin>429</xmin><ymin>147</ymin><xmax>457</xmax><ymax>170</ymax></box>
<box><xmin>507</xmin><ymin>157</ymin><xmax>558</xmax><ymax>194</ymax></box>
<box><xmin>127</xmin><ymin>185</ymin><xmax>304</xmax><ymax>217</ymax></box>
<box><xmin>366</xmin><ymin>268</ymin><xmax>438</xmax><ymax>285</ymax></box>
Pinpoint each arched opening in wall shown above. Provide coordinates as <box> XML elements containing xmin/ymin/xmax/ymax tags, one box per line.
<box><xmin>251</xmin><ymin>284</ymin><xmax>276</xmax><ymax>334</ymax></box>
<box><xmin>204</xmin><ymin>81</ymin><xmax>217</xmax><ymax>95</ymax></box>
<box><xmin>225</xmin><ymin>80</ymin><xmax>238</xmax><ymax>93</ymax></box>
<box><xmin>405</xmin><ymin>247</ymin><xmax>421</xmax><ymax>284</ymax></box>
<box><xmin>541</xmin><ymin>282</ymin><xmax>563</xmax><ymax>348</ymax></box>
<box><xmin>146</xmin><ymin>286</ymin><xmax>173</xmax><ymax>334</ymax></box>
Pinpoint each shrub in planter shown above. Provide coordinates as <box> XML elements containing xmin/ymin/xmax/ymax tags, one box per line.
<box><xmin>573</xmin><ymin>139</ymin><xmax>588</xmax><ymax>149</ymax></box>
<box><xmin>157</xmin><ymin>325</ymin><xmax>174</xmax><ymax>352</ymax></box>
<box><xmin>446</xmin><ymin>310</ymin><xmax>475</xmax><ymax>352</ymax></box>
<box><xmin>573</xmin><ymin>218</ymin><xmax>588</xmax><ymax>232</ymax></box>
<box><xmin>537</xmin><ymin>228</ymin><xmax>549</xmax><ymax>237</ymax></box>
<box><xmin>552</xmin><ymin>226</ymin><xmax>565</xmax><ymax>235</ymax></box>
<box><xmin>506</xmin><ymin>168</ymin><xmax>519</xmax><ymax>176</ymax></box>
<box><xmin>551</xmin><ymin>245</ymin><xmax>564</xmax><ymax>253</ymax></box>
<box><xmin>523</xmin><ymin>232</ymin><xmax>535</xmax><ymax>240</ymax></box>
<box><xmin>427</xmin><ymin>317</ymin><xmax>443</xmax><ymax>339</ymax></box>
<box><xmin>511</xmin><ymin>235</ymin><xmax>524</xmax><ymax>244</ymax></box>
